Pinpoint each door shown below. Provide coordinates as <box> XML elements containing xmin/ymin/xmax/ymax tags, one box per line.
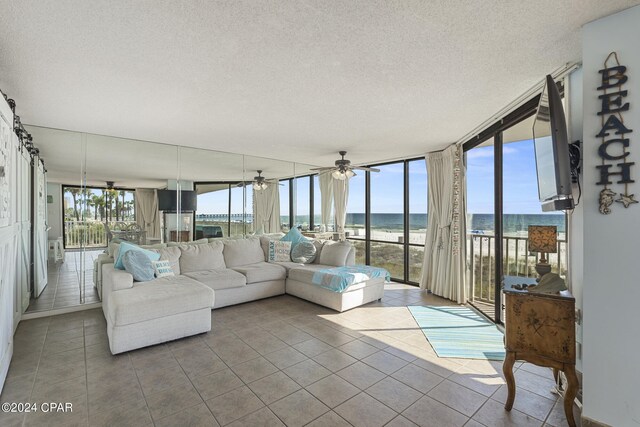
<box><xmin>32</xmin><ymin>160</ymin><xmax>47</xmax><ymax>297</ymax></box>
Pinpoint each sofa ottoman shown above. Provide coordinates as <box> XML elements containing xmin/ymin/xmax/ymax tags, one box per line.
<box><xmin>103</xmin><ymin>268</ymin><xmax>214</xmax><ymax>354</ymax></box>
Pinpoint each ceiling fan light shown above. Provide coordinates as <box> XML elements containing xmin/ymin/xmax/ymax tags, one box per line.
<box><xmin>260</xmin><ymin>182</ymin><xmax>268</xmax><ymax>190</ymax></box>
<box><xmin>253</xmin><ymin>182</ymin><xmax>262</xmax><ymax>191</ymax></box>
<box><xmin>345</xmin><ymin>169</ymin><xmax>355</xmax><ymax>178</ymax></box>
<box><xmin>331</xmin><ymin>170</ymin><xmax>342</xmax><ymax>179</ymax></box>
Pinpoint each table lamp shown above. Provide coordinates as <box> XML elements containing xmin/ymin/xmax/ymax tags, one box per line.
<box><xmin>528</xmin><ymin>225</ymin><xmax>557</xmax><ymax>280</ymax></box>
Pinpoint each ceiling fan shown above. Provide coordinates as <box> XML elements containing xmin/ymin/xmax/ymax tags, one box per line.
<box><xmin>311</xmin><ymin>151</ymin><xmax>380</xmax><ymax>180</ymax></box>
<box><xmin>105</xmin><ymin>181</ymin><xmax>125</xmax><ymax>190</ymax></box>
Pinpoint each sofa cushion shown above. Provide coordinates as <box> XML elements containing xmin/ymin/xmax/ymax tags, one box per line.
<box><xmin>179</xmin><ymin>241</ymin><xmax>225</xmax><ymax>273</ymax></box>
<box><xmin>223</xmin><ymin>238</ymin><xmax>265</xmax><ymax>267</ymax></box>
<box><xmin>291</xmin><ymin>241</ymin><xmax>317</xmax><ymax>264</ymax></box>
<box><xmin>152</xmin><ymin>260</ymin><xmax>175</xmax><ymax>278</ymax></box>
<box><xmin>151</xmin><ymin>246</ymin><xmax>182</xmax><ymax>275</ymax></box>
<box><xmin>273</xmin><ymin>261</ymin><xmax>305</xmax><ymax>272</ymax></box>
<box><xmin>319</xmin><ymin>241</ymin><xmax>353</xmax><ymax>267</ymax></box>
<box><xmin>167</xmin><ymin>238</ymin><xmax>209</xmax><ymax>247</ymax></box>
<box><xmin>122</xmin><ymin>251</ymin><xmax>155</xmax><ymax>282</ymax></box>
<box><xmin>232</xmin><ymin>262</ymin><xmax>286</xmax><ymax>284</ymax></box>
<box><xmin>288</xmin><ymin>265</ymin><xmax>336</xmax><ymax>283</ymax></box>
<box><xmin>312</xmin><ymin>240</ymin><xmax>327</xmax><ymax>264</ymax></box>
<box><xmin>114</xmin><ymin>241</ymin><xmax>161</xmax><ymax>270</ymax></box>
<box><xmin>268</xmin><ymin>240</ymin><xmax>292</xmax><ymax>262</ymax></box>
<box><xmin>281</xmin><ymin>227</ymin><xmax>307</xmax><ymax>251</ymax></box>
<box><xmin>184</xmin><ymin>269</ymin><xmax>247</xmax><ymax>291</ymax></box>
<box><xmin>108</xmin><ymin>275</ymin><xmax>213</xmax><ymax>326</ymax></box>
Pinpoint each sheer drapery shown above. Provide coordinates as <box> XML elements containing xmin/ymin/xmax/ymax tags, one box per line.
<box><xmin>253</xmin><ymin>183</ymin><xmax>281</xmax><ymax>233</ymax></box>
<box><xmin>319</xmin><ymin>173</ymin><xmax>334</xmax><ymax>231</ymax></box>
<box><xmin>134</xmin><ymin>189</ymin><xmax>160</xmax><ymax>239</ymax></box>
<box><xmin>420</xmin><ymin>144</ymin><xmax>467</xmax><ymax>303</ymax></box>
<box><xmin>333</xmin><ymin>178</ymin><xmax>349</xmax><ymax>241</ymax></box>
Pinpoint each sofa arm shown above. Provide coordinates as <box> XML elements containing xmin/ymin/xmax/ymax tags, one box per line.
<box><xmin>104</xmin><ymin>266</ymin><xmax>134</xmax><ymax>291</ymax></box>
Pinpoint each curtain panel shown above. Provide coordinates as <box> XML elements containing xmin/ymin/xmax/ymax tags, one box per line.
<box><xmin>319</xmin><ymin>173</ymin><xmax>334</xmax><ymax>231</ymax></box>
<box><xmin>420</xmin><ymin>144</ymin><xmax>467</xmax><ymax>304</ymax></box>
<box><xmin>253</xmin><ymin>183</ymin><xmax>281</xmax><ymax>234</ymax></box>
<box><xmin>333</xmin><ymin>178</ymin><xmax>349</xmax><ymax>241</ymax></box>
<box><xmin>134</xmin><ymin>189</ymin><xmax>160</xmax><ymax>239</ymax></box>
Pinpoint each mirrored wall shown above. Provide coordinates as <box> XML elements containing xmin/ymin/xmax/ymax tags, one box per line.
<box><xmin>24</xmin><ymin>125</ymin><xmax>318</xmax><ymax>313</ymax></box>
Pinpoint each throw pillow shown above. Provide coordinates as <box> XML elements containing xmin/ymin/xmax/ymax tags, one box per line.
<box><xmin>152</xmin><ymin>260</ymin><xmax>175</xmax><ymax>278</ymax></box>
<box><xmin>268</xmin><ymin>240</ymin><xmax>292</xmax><ymax>262</ymax></box>
<box><xmin>114</xmin><ymin>241</ymin><xmax>161</xmax><ymax>270</ymax></box>
<box><xmin>319</xmin><ymin>241</ymin><xmax>353</xmax><ymax>266</ymax></box>
<box><xmin>280</xmin><ymin>227</ymin><xmax>307</xmax><ymax>251</ymax></box>
<box><xmin>122</xmin><ymin>250</ymin><xmax>155</xmax><ymax>282</ymax></box>
<box><xmin>291</xmin><ymin>240</ymin><xmax>317</xmax><ymax>264</ymax></box>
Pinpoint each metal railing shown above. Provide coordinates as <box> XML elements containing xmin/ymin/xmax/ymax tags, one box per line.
<box><xmin>64</xmin><ymin>220</ymin><xmax>136</xmax><ymax>249</ymax></box>
<box><xmin>467</xmin><ymin>232</ymin><xmax>567</xmax><ymax>304</ymax></box>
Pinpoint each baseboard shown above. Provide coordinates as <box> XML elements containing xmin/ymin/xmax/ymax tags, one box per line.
<box><xmin>581</xmin><ymin>416</ymin><xmax>613</xmax><ymax>427</ymax></box>
<box><xmin>21</xmin><ymin>302</ymin><xmax>102</xmax><ymax>320</ymax></box>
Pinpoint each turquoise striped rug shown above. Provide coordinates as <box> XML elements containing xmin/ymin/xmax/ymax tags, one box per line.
<box><xmin>408</xmin><ymin>305</ymin><xmax>505</xmax><ymax>361</ymax></box>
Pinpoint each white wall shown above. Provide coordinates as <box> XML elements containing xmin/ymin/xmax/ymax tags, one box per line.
<box><xmin>581</xmin><ymin>5</ymin><xmax>640</xmax><ymax>426</ymax></box>
<box><xmin>47</xmin><ymin>182</ymin><xmax>62</xmax><ymax>240</ymax></box>
<box><xmin>567</xmin><ymin>67</ymin><xmax>584</xmax><ymax>372</ymax></box>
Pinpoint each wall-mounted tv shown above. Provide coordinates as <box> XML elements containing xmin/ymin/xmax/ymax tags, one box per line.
<box><xmin>157</xmin><ymin>189</ymin><xmax>197</xmax><ymax>212</ymax></box>
<box><xmin>532</xmin><ymin>75</ymin><xmax>574</xmax><ymax>212</ymax></box>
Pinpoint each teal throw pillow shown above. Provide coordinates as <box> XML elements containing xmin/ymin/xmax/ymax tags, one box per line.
<box><xmin>122</xmin><ymin>250</ymin><xmax>155</xmax><ymax>282</ymax></box>
<box><xmin>280</xmin><ymin>227</ymin><xmax>307</xmax><ymax>251</ymax></box>
<box><xmin>114</xmin><ymin>241</ymin><xmax>161</xmax><ymax>270</ymax></box>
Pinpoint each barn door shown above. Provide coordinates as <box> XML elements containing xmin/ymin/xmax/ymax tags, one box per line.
<box><xmin>32</xmin><ymin>160</ymin><xmax>47</xmax><ymax>297</ymax></box>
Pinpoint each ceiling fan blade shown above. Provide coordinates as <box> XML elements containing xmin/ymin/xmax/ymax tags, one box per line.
<box><xmin>310</xmin><ymin>167</ymin><xmax>334</xmax><ymax>171</ymax></box>
<box><xmin>352</xmin><ymin>166</ymin><xmax>381</xmax><ymax>172</ymax></box>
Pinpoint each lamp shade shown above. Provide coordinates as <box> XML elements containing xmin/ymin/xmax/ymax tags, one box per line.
<box><xmin>528</xmin><ymin>225</ymin><xmax>557</xmax><ymax>253</ymax></box>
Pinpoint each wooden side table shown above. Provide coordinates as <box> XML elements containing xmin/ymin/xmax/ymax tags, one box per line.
<box><xmin>502</xmin><ymin>277</ymin><xmax>579</xmax><ymax>427</ymax></box>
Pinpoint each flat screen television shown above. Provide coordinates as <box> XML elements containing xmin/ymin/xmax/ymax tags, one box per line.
<box><xmin>157</xmin><ymin>189</ymin><xmax>197</xmax><ymax>212</ymax></box>
<box><xmin>532</xmin><ymin>75</ymin><xmax>574</xmax><ymax>211</ymax></box>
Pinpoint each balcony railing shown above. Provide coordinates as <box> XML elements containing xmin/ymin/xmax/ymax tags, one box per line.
<box><xmin>467</xmin><ymin>232</ymin><xmax>567</xmax><ymax>304</ymax></box>
<box><xmin>64</xmin><ymin>220</ymin><xmax>136</xmax><ymax>249</ymax></box>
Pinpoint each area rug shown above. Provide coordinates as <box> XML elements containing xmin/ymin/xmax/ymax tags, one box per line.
<box><xmin>408</xmin><ymin>305</ymin><xmax>505</xmax><ymax>361</ymax></box>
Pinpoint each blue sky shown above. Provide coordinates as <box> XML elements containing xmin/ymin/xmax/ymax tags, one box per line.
<box><xmin>196</xmin><ymin>138</ymin><xmax>543</xmax><ymax>215</ymax></box>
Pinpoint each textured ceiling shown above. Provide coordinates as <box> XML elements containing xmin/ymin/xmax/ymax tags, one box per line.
<box><xmin>2</xmin><ymin>1</ymin><xmax>639</xmax><ymax>168</ymax></box>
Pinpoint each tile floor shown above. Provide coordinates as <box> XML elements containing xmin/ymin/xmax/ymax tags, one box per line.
<box><xmin>1</xmin><ymin>284</ymin><xmax>581</xmax><ymax>426</ymax></box>
<box><xmin>26</xmin><ymin>250</ymin><xmax>102</xmax><ymax>313</ymax></box>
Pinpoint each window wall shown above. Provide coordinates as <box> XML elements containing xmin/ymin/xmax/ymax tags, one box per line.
<box><xmin>294</xmin><ymin>176</ymin><xmax>311</xmax><ymax>230</ymax></box>
<box><xmin>279</xmin><ymin>179</ymin><xmax>290</xmax><ymax>231</ymax></box>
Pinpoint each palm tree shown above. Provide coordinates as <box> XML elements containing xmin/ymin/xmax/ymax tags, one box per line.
<box><xmin>120</xmin><ymin>190</ymin><xmax>126</xmax><ymax>221</ymax></box>
<box><xmin>90</xmin><ymin>194</ymin><xmax>102</xmax><ymax>220</ymax></box>
<box><xmin>67</xmin><ymin>188</ymin><xmax>81</xmax><ymax>221</ymax></box>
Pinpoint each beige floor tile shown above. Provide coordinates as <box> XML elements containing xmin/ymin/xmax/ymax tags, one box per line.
<box><xmin>263</xmin><ymin>346</ymin><xmax>308</xmax><ymax>370</ymax></box>
<box><xmin>336</xmin><ymin>361</ymin><xmax>386</xmax><ymax>390</ymax></box>
<box><xmin>366</xmin><ymin>377</ymin><xmax>423</xmax><ymax>412</ymax></box>
<box><xmin>544</xmin><ymin>398</ymin><xmax>582</xmax><ymax>427</ymax></box>
<box><xmin>386</xmin><ymin>415</ymin><xmax>420</xmax><ymax>427</ymax></box>
<box><xmin>205</xmin><ymin>386</ymin><xmax>265</xmax><ymax>426</ymax></box>
<box><xmin>305</xmin><ymin>411</ymin><xmax>351</xmax><ymax>427</ymax></box>
<box><xmin>513</xmin><ymin>369</ymin><xmax>558</xmax><ymax>399</ymax></box>
<box><xmin>337</xmin><ymin>339</ymin><xmax>379</xmax><ymax>359</ymax></box>
<box><xmin>213</xmin><ymin>339</ymin><xmax>261</xmax><ymax>366</ymax></box>
<box><xmin>175</xmin><ymin>347</ymin><xmax>227</xmax><ymax>378</ymax></box>
<box><xmin>269</xmin><ymin>389</ymin><xmax>329</xmax><ymax>427</ymax></box>
<box><xmin>362</xmin><ymin>350</ymin><xmax>409</xmax><ymax>375</ymax></box>
<box><xmin>491</xmin><ymin>385</ymin><xmax>556</xmax><ymax>421</ymax></box>
<box><xmin>88</xmin><ymin>396</ymin><xmax>153</xmax><ymax>427</ymax></box>
<box><xmin>448</xmin><ymin>368</ymin><xmax>505</xmax><ymax>397</ymax></box>
<box><xmin>191</xmin><ymin>369</ymin><xmax>244</xmax><ymax>401</ymax></box>
<box><xmin>248</xmin><ymin>371</ymin><xmax>301</xmax><ymax>405</ymax></box>
<box><xmin>312</xmin><ymin>348</ymin><xmax>358</xmax><ymax>372</ymax></box>
<box><xmin>231</xmin><ymin>356</ymin><xmax>279</xmax><ymax>383</ymax></box>
<box><xmin>283</xmin><ymin>359</ymin><xmax>331</xmax><ymax>387</ymax></box>
<box><xmin>334</xmin><ymin>392</ymin><xmax>397</xmax><ymax>427</ymax></box>
<box><xmin>391</xmin><ymin>363</ymin><xmax>443</xmax><ymax>394</ymax></box>
<box><xmin>472</xmin><ymin>399</ymin><xmax>542</xmax><ymax>427</ymax></box>
<box><xmin>403</xmin><ymin>395</ymin><xmax>469</xmax><ymax>427</ymax></box>
<box><xmin>227</xmin><ymin>407</ymin><xmax>285</xmax><ymax>427</ymax></box>
<box><xmin>136</xmin><ymin>365</ymin><xmax>192</xmax><ymax>397</ymax></box>
<box><xmin>154</xmin><ymin>402</ymin><xmax>220</xmax><ymax>427</ymax></box>
<box><xmin>146</xmin><ymin>381</ymin><xmax>203</xmax><ymax>421</ymax></box>
<box><xmin>428</xmin><ymin>380</ymin><xmax>487</xmax><ymax>417</ymax></box>
<box><xmin>292</xmin><ymin>338</ymin><xmax>333</xmax><ymax>358</ymax></box>
<box><xmin>306</xmin><ymin>374</ymin><xmax>360</xmax><ymax>408</ymax></box>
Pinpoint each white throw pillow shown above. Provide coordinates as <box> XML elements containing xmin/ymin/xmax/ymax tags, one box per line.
<box><xmin>152</xmin><ymin>260</ymin><xmax>175</xmax><ymax>278</ymax></box>
<box><xmin>268</xmin><ymin>240</ymin><xmax>292</xmax><ymax>262</ymax></box>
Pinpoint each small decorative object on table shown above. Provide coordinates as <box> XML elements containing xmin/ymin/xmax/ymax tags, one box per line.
<box><xmin>527</xmin><ymin>225</ymin><xmax>557</xmax><ymax>280</ymax></box>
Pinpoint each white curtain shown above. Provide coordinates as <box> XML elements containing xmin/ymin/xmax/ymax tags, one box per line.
<box><xmin>420</xmin><ymin>144</ymin><xmax>467</xmax><ymax>304</ymax></box>
<box><xmin>253</xmin><ymin>183</ymin><xmax>280</xmax><ymax>233</ymax></box>
<box><xmin>319</xmin><ymin>173</ymin><xmax>334</xmax><ymax>231</ymax></box>
<box><xmin>333</xmin><ymin>178</ymin><xmax>349</xmax><ymax>241</ymax></box>
<box><xmin>135</xmin><ymin>189</ymin><xmax>160</xmax><ymax>239</ymax></box>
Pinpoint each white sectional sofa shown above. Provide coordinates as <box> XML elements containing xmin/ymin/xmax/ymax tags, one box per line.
<box><xmin>101</xmin><ymin>237</ymin><xmax>385</xmax><ymax>354</ymax></box>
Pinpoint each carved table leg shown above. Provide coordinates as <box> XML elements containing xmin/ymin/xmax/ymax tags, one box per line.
<box><xmin>563</xmin><ymin>365</ymin><xmax>579</xmax><ymax>427</ymax></box>
<box><xmin>503</xmin><ymin>351</ymin><xmax>516</xmax><ymax>410</ymax></box>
